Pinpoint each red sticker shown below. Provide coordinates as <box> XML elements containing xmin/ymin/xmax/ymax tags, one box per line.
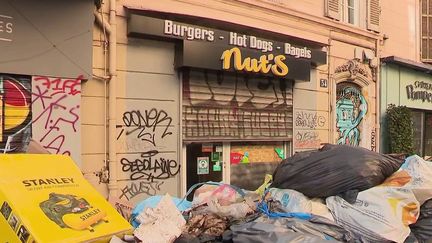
<box><xmin>230</xmin><ymin>152</ymin><xmax>243</xmax><ymax>164</ymax></box>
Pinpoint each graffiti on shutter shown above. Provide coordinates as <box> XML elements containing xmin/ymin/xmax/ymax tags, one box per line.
<box><xmin>182</xmin><ymin>70</ymin><xmax>293</xmax><ymax>141</ymax></box>
<box><xmin>325</xmin><ymin>0</ymin><xmax>341</xmax><ymax>20</ymax></box>
<box><xmin>0</xmin><ymin>74</ymin><xmax>32</xmax><ymax>153</ymax></box>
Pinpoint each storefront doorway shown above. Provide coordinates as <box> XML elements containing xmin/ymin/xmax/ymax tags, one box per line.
<box><xmin>182</xmin><ymin>69</ymin><xmax>295</xmax><ymax>195</ymax></box>
<box><xmin>186</xmin><ymin>142</ymin><xmax>224</xmax><ymax>199</ymax></box>
<box><xmin>185</xmin><ymin>141</ymin><xmax>290</xmax><ymax>198</ymax></box>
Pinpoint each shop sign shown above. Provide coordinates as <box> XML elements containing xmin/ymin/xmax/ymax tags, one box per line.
<box><xmin>127</xmin><ymin>14</ymin><xmax>327</xmax><ymax>81</ymax></box>
<box><xmin>201</xmin><ymin>143</ymin><xmax>213</xmax><ymax>153</ymax></box>
<box><xmin>221</xmin><ymin>47</ymin><xmax>289</xmax><ymax>77</ymax></box>
<box><xmin>197</xmin><ymin>157</ymin><xmax>209</xmax><ymax>175</ymax></box>
<box><xmin>0</xmin><ymin>13</ymin><xmax>13</xmax><ymax>42</ymax></box>
<box><xmin>406</xmin><ymin>81</ymin><xmax>432</xmax><ymax>103</ymax></box>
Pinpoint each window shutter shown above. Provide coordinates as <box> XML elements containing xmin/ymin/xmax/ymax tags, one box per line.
<box><xmin>421</xmin><ymin>0</ymin><xmax>432</xmax><ymax>62</ymax></box>
<box><xmin>367</xmin><ymin>0</ymin><xmax>380</xmax><ymax>32</ymax></box>
<box><xmin>325</xmin><ymin>0</ymin><xmax>341</xmax><ymax>20</ymax></box>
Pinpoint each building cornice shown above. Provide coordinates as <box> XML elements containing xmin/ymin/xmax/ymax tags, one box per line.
<box><xmin>382</xmin><ymin>56</ymin><xmax>432</xmax><ymax>74</ymax></box>
<box><xmin>122</xmin><ymin>0</ymin><xmax>382</xmax><ymax>47</ymax></box>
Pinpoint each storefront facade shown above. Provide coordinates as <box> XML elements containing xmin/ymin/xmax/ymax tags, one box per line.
<box><xmin>88</xmin><ymin>0</ymin><xmax>382</xmax><ymax>204</ymax></box>
<box><xmin>119</xmin><ymin>12</ymin><xmax>326</xmax><ymax>197</ymax></box>
<box><xmin>380</xmin><ymin>57</ymin><xmax>432</xmax><ymax>158</ymax></box>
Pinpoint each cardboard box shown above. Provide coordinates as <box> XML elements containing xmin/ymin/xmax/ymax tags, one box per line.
<box><xmin>0</xmin><ymin>154</ymin><xmax>132</xmax><ymax>243</ymax></box>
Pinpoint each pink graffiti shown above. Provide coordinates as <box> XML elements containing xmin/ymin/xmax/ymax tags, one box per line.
<box><xmin>32</xmin><ymin>76</ymin><xmax>81</xmax><ymax>156</ymax></box>
<box><xmin>33</xmin><ymin>75</ymin><xmax>82</xmax><ymax>96</ymax></box>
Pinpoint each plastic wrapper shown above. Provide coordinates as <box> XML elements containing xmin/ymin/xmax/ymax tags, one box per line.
<box><xmin>266</xmin><ymin>188</ymin><xmax>312</xmax><ymax>213</ymax></box>
<box><xmin>254</xmin><ymin>174</ymin><xmax>272</xmax><ymax>196</ymax></box>
<box><xmin>193</xmin><ymin>184</ymin><xmax>243</xmax><ymax>207</ymax></box>
<box><xmin>266</xmin><ymin>188</ymin><xmax>334</xmax><ymax>221</ymax></box>
<box><xmin>229</xmin><ymin>215</ymin><xmax>353</xmax><ymax>243</ymax></box>
<box><xmin>206</xmin><ymin>198</ymin><xmax>255</xmax><ymax>220</ymax></box>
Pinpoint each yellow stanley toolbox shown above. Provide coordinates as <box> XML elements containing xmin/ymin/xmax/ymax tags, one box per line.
<box><xmin>0</xmin><ymin>154</ymin><xmax>132</xmax><ymax>243</ymax></box>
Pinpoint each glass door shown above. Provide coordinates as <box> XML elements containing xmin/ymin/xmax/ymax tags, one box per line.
<box><xmin>229</xmin><ymin>141</ymin><xmax>289</xmax><ymax>191</ymax></box>
<box><xmin>186</xmin><ymin>142</ymin><xmax>223</xmax><ymax>199</ymax></box>
<box><xmin>425</xmin><ymin>113</ymin><xmax>432</xmax><ymax>158</ymax></box>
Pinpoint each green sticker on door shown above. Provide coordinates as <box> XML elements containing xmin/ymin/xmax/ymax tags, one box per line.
<box><xmin>211</xmin><ymin>152</ymin><xmax>220</xmax><ymax>162</ymax></box>
<box><xmin>197</xmin><ymin>157</ymin><xmax>209</xmax><ymax>175</ymax></box>
<box><xmin>213</xmin><ymin>161</ymin><xmax>222</xmax><ymax>172</ymax></box>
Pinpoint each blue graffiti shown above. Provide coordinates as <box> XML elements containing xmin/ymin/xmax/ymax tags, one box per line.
<box><xmin>336</xmin><ymin>86</ymin><xmax>367</xmax><ymax>146</ymax></box>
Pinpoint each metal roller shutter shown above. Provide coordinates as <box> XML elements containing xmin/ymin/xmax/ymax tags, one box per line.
<box><xmin>0</xmin><ymin>74</ymin><xmax>32</xmax><ymax>152</ymax></box>
<box><xmin>182</xmin><ymin>69</ymin><xmax>293</xmax><ymax>142</ymax></box>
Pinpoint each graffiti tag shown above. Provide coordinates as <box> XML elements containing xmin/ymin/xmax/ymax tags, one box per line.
<box><xmin>118</xmin><ymin>108</ymin><xmax>172</xmax><ymax>146</ymax></box>
<box><xmin>371</xmin><ymin>129</ymin><xmax>376</xmax><ymax>151</ymax></box>
<box><xmin>295</xmin><ymin>111</ymin><xmax>326</xmax><ymax>129</ymax></box>
<box><xmin>185</xmin><ymin>107</ymin><xmax>291</xmax><ymax>138</ymax></box>
<box><xmin>120</xmin><ymin>150</ymin><xmax>180</xmax><ymax>181</ymax></box>
<box><xmin>295</xmin><ymin>131</ymin><xmax>321</xmax><ymax>149</ymax></box>
<box><xmin>119</xmin><ymin>180</ymin><xmax>164</xmax><ymax>201</ymax></box>
<box><xmin>32</xmin><ymin>76</ymin><xmax>81</xmax><ymax>158</ymax></box>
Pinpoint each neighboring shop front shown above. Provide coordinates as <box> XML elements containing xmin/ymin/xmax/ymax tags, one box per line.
<box><xmin>0</xmin><ymin>1</ymin><xmax>93</xmax><ymax>165</ymax></box>
<box><xmin>124</xmin><ymin>11</ymin><xmax>327</xmax><ymax>195</ymax></box>
<box><xmin>380</xmin><ymin>57</ymin><xmax>432</xmax><ymax>158</ymax></box>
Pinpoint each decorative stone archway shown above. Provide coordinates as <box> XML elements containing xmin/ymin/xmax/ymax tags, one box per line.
<box><xmin>333</xmin><ymin>60</ymin><xmax>374</xmax><ymax>147</ymax></box>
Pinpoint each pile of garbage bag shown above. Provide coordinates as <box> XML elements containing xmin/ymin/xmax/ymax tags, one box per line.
<box><xmin>128</xmin><ymin>144</ymin><xmax>432</xmax><ymax>243</ymax></box>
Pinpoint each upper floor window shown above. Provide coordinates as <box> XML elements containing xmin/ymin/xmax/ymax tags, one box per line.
<box><xmin>342</xmin><ymin>0</ymin><xmax>359</xmax><ymax>26</ymax></box>
<box><xmin>421</xmin><ymin>0</ymin><xmax>432</xmax><ymax>61</ymax></box>
<box><xmin>325</xmin><ymin>0</ymin><xmax>380</xmax><ymax>32</ymax></box>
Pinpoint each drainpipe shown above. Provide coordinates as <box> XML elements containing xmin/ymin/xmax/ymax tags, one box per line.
<box><xmin>108</xmin><ymin>0</ymin><xmax>118</xmax><ymax>198</ymax></box>
<box><xmin>328</xmin><ymin>36</ymin><xmax>333</xmax><ymax>143</ymax></box>
<box><xmin>375</xmin><ymin>38</ymin><xmax>381</xmax><ymax>152</ymax></box>
<box><xmin>94</xmin><ymin>0</ymin><xmax>117</xmax><ymax>198</ymax></box>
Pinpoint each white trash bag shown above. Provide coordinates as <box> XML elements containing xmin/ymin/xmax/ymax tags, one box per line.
<box><xmin>327</xmin><ymin>155</ymin><xmax>432</xmax><ymax>243</ymax></box>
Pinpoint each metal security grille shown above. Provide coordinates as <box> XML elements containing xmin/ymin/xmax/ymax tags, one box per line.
<box><xmin>0</xmin><ymin>74</ymin><xmax>32</xmax><ymax>153</ymax></box>
<box><xmin>182</xmin><ymin>69</ymin><xmax>294</xmax><ymax>142</ymax></box>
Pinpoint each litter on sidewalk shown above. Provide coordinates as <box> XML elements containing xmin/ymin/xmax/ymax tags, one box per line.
<box><xmin>126</xmin><ymin>146</ymin><xmax>432</xmax><ymax>243</ymax></box>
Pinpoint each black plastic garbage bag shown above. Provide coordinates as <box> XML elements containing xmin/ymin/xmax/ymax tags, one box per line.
<box><xmin>410</xmin><ymin>199</ymin><xmax>432</xmax><ymax>243</ymax></box>
<box><xmin>230</xmin><ymin>215</ymin><xmax>354</xmax><ymax>243</ymax></box>
<box><xmin>404</xmin><ymin>232</ymin><xmax>420</xmax><ymax>243</ymax></box>
<box><xmin>272</xmin><ymin>144</ymin><xmax>404</xmax><ymax>202</ymax></box>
